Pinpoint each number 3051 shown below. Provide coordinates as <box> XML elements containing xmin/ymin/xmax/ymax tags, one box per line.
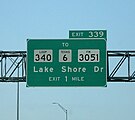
<box><xmin>78</xmin><ymin>49</ymin><xmax>100</xmax><ymax>62</ymax></box>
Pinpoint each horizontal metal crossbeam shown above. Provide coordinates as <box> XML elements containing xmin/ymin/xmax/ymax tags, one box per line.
<box><xmin>0</xmin><ymin>51</ymin><xmax>26</xmax><ymax>82</ymax></box>
<box><xmin>0</xmin><ymin>51</ymin><xmax>135</xmax><ymax>82</ymax></box>
<box><xmin>107</xmin><ymin>51</ymin><xmax>135</xmax><ymax>82</ymax></box>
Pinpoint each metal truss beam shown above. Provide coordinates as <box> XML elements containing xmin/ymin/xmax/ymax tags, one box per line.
<box><xmin>107</xmin><ymin>51</ymin><xmax>135</xmax><ymax>82</ymax></box>
<box><xmin>0</xmin><ymin>51</ymin><xmax>135</xmax><ymax>82</ymax></box>
<box><xmin>0</xmin><ymin>51</ymin><xmax>26</xmax><ymax>82</ymax></box>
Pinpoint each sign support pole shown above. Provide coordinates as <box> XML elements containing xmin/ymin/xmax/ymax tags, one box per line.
<box><xmin>17</xmin><ymin>67</ymin><xmax>19</xmax><ymax>120</ymax></box>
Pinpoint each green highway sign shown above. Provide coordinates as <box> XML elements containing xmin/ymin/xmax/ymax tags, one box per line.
<box><xmin>69</xmin><ymin>30</ymin><xmax>107</xmax><ymax>40</ymax></box>
<box><xmin>27</xmin><ymin>39</ymin><xmax>106</xmax><ymax>87</ymax></box>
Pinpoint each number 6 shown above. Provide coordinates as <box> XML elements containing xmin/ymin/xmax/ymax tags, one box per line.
<box><xmin>63</xmin><ymin>54</ymin><xmax>68</xmax><ymax>61</ymax></box>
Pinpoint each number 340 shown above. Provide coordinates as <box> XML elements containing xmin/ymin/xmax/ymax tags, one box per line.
<box><xmin>35</xmin><ymin>54</ymin><xmax>52</xmax><ymax>62</ymax></box>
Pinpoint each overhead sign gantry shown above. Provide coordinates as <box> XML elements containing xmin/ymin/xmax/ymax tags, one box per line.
<box><xmin>1</xmin><ymin>30</ymin><xmax>134</xmax><ymax>84</ymax></box>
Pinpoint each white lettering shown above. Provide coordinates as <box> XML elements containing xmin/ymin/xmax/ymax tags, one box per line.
<box><xmin>49</xmin><ymin>77</ymin><xmax>60</xmax><ymax>81</ymax></box>
<box><xmin>33</xmin><ymin>66</ymin><xmax>54</xmax><ymax>73</ymax></box>
<box><xmin>100</xmin><ymin>67</ymin><xmax>104</xmax><ymax>72</ymax></box>
<box><xmin>62</xmin><ymin>42</ymin><xmax>69</xmax><ymax>47</ymax></box>
<box><xmin>94</xmin><ymin>66</ymin><xmax>99</xmax><ymax>72</ymax></box>
<box><xmin>72</xmin><ymin>77</ymin><xmax>84</xmax><ymax>81</ymax></box>
<box><xmin>72</xmin><ymin>32</ymin><xmax>76</xmax><ymax>37</ymax></box>
<box><xmin>94</xmin><ymin>66</ymin><xmax>104</xmax><ymax>72</ymax></box>
<box><xmin>72</xmin><ymin>32</ymin><xmax>84</xmax><ymax>37</ymax></box>
<box><xmin>61</xmin><ymin>66</ymin><xmax>86</xmax><ymax>73</ymax></box>
<box><xmin>33</xmin><ymin>66</ymin><xmax>38</xmax><ymax>72</ymax></box>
